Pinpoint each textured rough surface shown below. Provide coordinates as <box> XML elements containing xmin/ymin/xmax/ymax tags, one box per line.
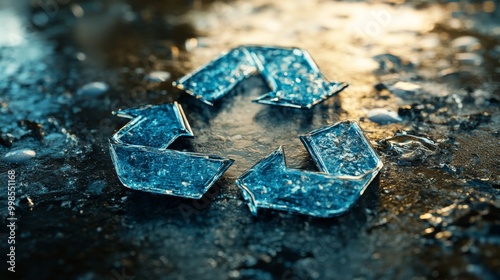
<box><xmin>174</xmin><ymin>46</ymin><xmax>347</xmax><ymax>108</ymax></box>
<box><xmin>0</xmin><ymin>0</ymin><xmax>499</xmax><ymax>279</ymax></box>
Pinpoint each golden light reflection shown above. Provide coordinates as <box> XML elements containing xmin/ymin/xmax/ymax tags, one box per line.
<box><xmin>447</xmin><ymin>2</ymin><xmax>460</xmax><ymax>12</ymax></box>
<box><xmin>483</xmin><ymin>1</ymin><xmax>496</xmax><ymax>13</ymax></box>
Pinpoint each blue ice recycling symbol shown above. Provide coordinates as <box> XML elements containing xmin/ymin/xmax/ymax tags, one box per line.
<box><xmin>110</xmin><ymin>46</ymin><xmax>383</xmax><ymax>217</ymax></box>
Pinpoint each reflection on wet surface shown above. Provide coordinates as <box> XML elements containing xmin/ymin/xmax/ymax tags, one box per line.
<box><xmin>0</xmin><ymin>0</ymin><xmax>499</xmax><ymax>279</ymax></box>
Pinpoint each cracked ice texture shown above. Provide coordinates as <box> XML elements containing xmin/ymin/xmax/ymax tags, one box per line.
<box><xmin>237</xmin><ymin>147</ymin><xmax>374</xmax><ymax>217</ymax></box>
<box><xmin>173</xmin><ymin>48</ymin><xmax>256</xmax><ymax>105</ymax></box>
<box><xmin>109</xmin><ymin>102</ymin><xmax>233</xmax><ymax>198</ymax></box>
<box><xmin>173</xmin><ymin>45</ymin><xmax>347</xmax><ymax>108</ymax></box>
<box><xmin>300</xmin><ymin>121</ymin><xmax>381</xmax><ymax>177</ymax></box>
<box><xmin>237</xmin><ymin>121</ymin><xmax>382</xmax><ymax>217</ymax></box>
<box><xmin>112</xmin><ymin>103</ymin><xmax>193</xmax><ymax>149</ymax></box>
<box><xmin>247</xmin><ymin>46</ymin><xmax>348</xmax><ymax>108</ymax></box>
<box><xmin>110</xmin><ymin>143</ymin><xmax>233</xmax><ymax>199</ymax></box>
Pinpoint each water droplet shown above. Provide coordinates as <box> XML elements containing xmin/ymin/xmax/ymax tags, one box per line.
<box><xmin>380</xmin><ymin>134</ymin><xmax>437</xmax><ymax>163</ymax></box>
<box><xmin>455</xmin><ymin>53</ymin><xmax>483</xmax><ymax>66</ymax></box>
<box><xmin>27</xmin><ymin>196</ymin><xmax>35</xmax><ymax>208</ymax></box>
<box><xmin>451</xmin><ymin>36</ymin><xmax>481</xmax><ymax>52</ymax></box>
<box><xmin>185</xmin><ymin>38</ymin><xmax>198</xmax><ymax>52</ymax></box>
<box><xmin>420</xmin><ymin>213</ymin><xmax>433</xmax><ymax>220</ymax></box>
<box><xmin>70</xmin><ymin>4</ymin><xmax>85</xmax><ymax>18</ymax></box>
<box><xmin>367</xmin><ymin>108</ymin><xmax>402</xmax><ymax>124</ymax></box>
<box><xmin>2</xmin><ymin>148</ymin><xmax>36</xmax><ymax>163</ymax></box>
<box><xmin>390</xmin><ymin>81</ymin><xmax>421</xmax><ymax>96</ymax></box>
<box><xmin>77</xmin><ymin>82</ymin><xmax>109</xmax><ymax>97</ymax></box>
<box><xmin>32</xmin><ymin>11</ymin><xmax>49</xmax><ymax>27</ymax></box>
<box><xmin>145</xmin><ymin>71</ymin><xmax>171</xmax><ymax>83</ymax></box>
<box><xmin>424</xmin><ymin>227</ymin><xmax>435</xmax><ymax>234</ymax></box>
<box><xmin>75</xmin><ymin>52</ymin><xmax>86</xmax><ymax>61</ymax></box>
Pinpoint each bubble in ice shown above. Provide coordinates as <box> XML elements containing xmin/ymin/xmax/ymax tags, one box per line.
<box><xmin>77</xmin><ymin>82</ymin><xmax>109</xmax><ymax>96</ymax></box>
<box><xmin>2</xmin><ymin>148</ymin><xmax>36</xmax><ymax>163</ymax></box>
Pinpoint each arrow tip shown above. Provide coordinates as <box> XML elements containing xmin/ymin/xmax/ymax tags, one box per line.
<box><xmin>253</xmin><ymin>81</ymin><xmax>349</xmax><ymax>109</ymax></box>
<box><xmin>111</xmin><ymin>102</ymin><xmax>194</xmax><ymax>149</ymax></box>
<box><xmin>236</xmin><ymin>146</ymin><xmax>286</xmax><ymax>215</ymax></box>
<box><xmin>252</xmin><ymin>93</ymin><xmax>304</xmax><ymax>109</ymax></box>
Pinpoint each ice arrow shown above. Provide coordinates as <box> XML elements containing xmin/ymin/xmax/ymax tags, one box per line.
<box><xmin>236</xmin><ymin>121</ymin><xmax>383</xmax><ymax>217</ymax></box>
<box><xmin>109</xmin><ymin>102</ymin><xmax>234</xmax><ymax>199</ymax></box>
<box><xmin>173</xmin><ymin>45</ymin><xmax>348</xmax><ymax>109</ymax></box>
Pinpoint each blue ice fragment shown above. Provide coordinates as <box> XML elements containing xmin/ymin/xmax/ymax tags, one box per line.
<box><xmin>173</xmin><ymin>45</ymin><xmax>348</xmax><ymax>109</ymax></box>
<box><xmin>300</xmin><ymin>121</ymin><xmax>381</xmax><ymax>177</ymax></box>
<box><xmin>109</xmin><ymin>142</ymin><xmax>233</xmax><ymax>199</ymax></box>
<box><xmin>237</xmin><ymin>147</ymin><xmax>374</xmax><ymax>217</ymax></box>
<box><xmin>112</xmin><ymin>102</ymin><xmax>193</xmax><ymax>149</ymax></box>
<box><xmin>237</xmin><ymin>121</ymin><xmax>383</xmax><ymax>217</ymax></box>
<box><xmin>246</xmin><ymin>46</ymin><xmax>348</xmax><ymax>108</ymax></box>
<box><xmin>173</xmin><ymin>48</ymin><xmax>257</xmax><ymax>105</ymax></box>
<box><xmin>109</xmin><ymin>102</ymin><xmax>234</xmax><ymax>198</ymax></box>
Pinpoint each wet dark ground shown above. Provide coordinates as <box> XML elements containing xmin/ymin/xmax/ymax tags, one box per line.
<box><xmin>0</xmin><ymin>0</ymin><xmax>499</xmax><ymax>279</ymax></box>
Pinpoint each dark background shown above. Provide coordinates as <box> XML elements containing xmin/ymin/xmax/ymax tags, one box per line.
<box><xmin>0</xmin><ymin>0</ymin><xmax>499</xmax><ymax>279</ymax></box>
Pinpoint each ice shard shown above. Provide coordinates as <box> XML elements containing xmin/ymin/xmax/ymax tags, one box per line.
<box><xmin>109</xmin><ymin>102</ymin><xmax>233</xmax><ymax>198</ymax></box>
<box><xmin>109</xmin><ymin>143</ymin><xmax>233</xmax><ymax>198</ymax></box>
<box><xmin>246</xmin><ymin>46</ymin><xmax>348</xmax><ymax>108</ymax></box>
<box><xmin>237</xmin><ymin>121</ymin><xmax>382</xmax><ymax>217</ymax></box>
<box><xmin>173</xmin><ymin>45</ymin><xmax>348</xmax><ymax>109</ymax></box>
<box><xmin>173</xmin><ymin>48</ymin><xmax>257</xmax><ymax>105</ymax></box>
<box><xmin>112</xmin><ymin>102</ymin><xmax>193</xmax><ymax>149</ymax></box>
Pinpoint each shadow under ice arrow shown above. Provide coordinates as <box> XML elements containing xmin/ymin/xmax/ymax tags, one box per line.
<box><xmin>109</xmin><ymin>102</ymin><xmax>234</xmax><ymax>199</ymax></box>
<box><xmin>236</xmin><ymin>121</ymin><xmax>383</xmax><ymax>217</ymax></box>
<box><xmin>173</xmin><ymin>45</ymin><xmax>348</xmax><ymax>109</ymax></box>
